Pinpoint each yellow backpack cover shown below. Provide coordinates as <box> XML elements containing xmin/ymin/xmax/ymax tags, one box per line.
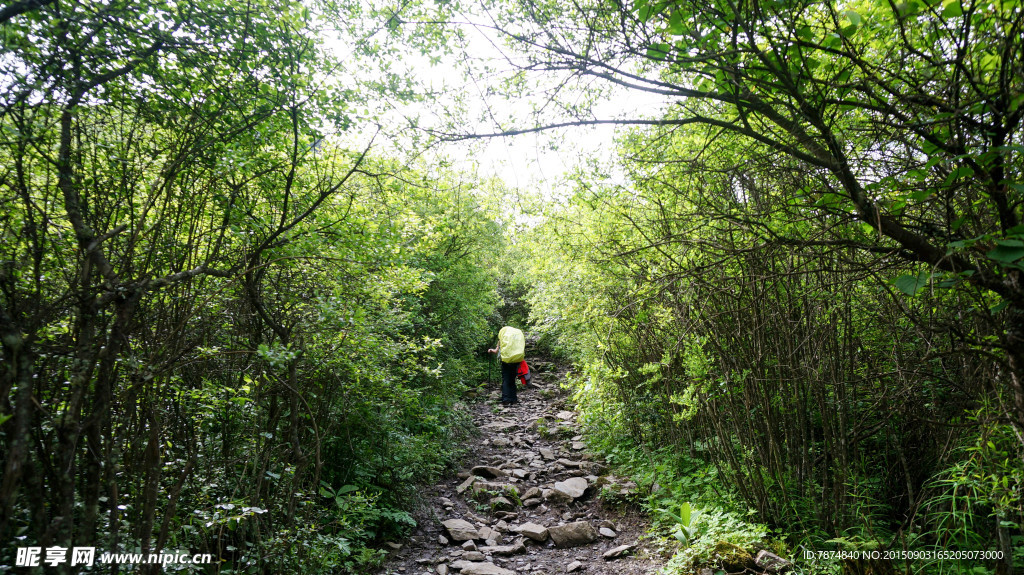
<box><xmin>497</xmin><ymin>326</ymin><xmax>525</xmax><ymax>363</ymax></box>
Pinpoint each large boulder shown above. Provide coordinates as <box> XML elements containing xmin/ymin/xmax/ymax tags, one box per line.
<box><xmin>548</xmin><ymin>521</ymin><xmax>599</xmax><ymax>548</ymax></box>
<box><xmin>442</xmin><ymin>519</ymin><xmax>480</xmax><ymax>542</ymax></box>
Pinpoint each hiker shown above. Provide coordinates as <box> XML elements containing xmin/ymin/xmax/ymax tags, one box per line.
<box><xmin>488</xmin><ymin>325</ymin><xmax>525</xmax><ymax>405</ymax></box>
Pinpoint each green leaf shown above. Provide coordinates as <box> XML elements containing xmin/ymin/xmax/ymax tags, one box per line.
<box><xmin>894</xmin><ymin>272</ymin><xmax>929</xmax><ymax>296</ymax></box>
<box><xmin>942</xmin><ymin>0</ymin><xmax>963</xmax><ymax>17</ymax></box>
<box><xmin>646</xmin><ymin>43</ymin><xmax>672</xmax><ymax>60</ymax></box>
<box><xmin>669</xmin><ymin>10</ymin><xmax>686</xmax><ymax>34</ymax></box>
<box><xmin>909</xmin><ymin>188</ymin><xmax>933</xmax><ymax>201</ymax></box>
<box><xmin>986</xmin><ymin>243</ymin><xmax>1024</xmax><ymax>264</ymax></box>
<box><xmin>944</xmin><ymin>165</ymin><xmax>974</xmax><ymax>186</ymax></box>
<box><xmin>680</xmin><ymin>501</ymin><xmax>692</xmax><ymax>526</ymax></box>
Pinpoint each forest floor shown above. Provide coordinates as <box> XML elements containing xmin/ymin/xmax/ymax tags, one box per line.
<box><xmin>377</xmin><ymin>360</ymin><xmax>665</xmax><ymax>575</ymax></box>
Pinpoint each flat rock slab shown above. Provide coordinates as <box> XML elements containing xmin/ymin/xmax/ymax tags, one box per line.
<box><xmin>755</xmin><ymin>550</ymin><xmax>792</xmax><ymax>573</ymax></box>
<box><xmin>513</xmin><ymin>522</ymin><xmax>549</xmax><ymax>542</ymax></box>
<box><xmin>603</xmin><ymin>544</ymin><xmax>635</xmax><ymax>559</ymax></box>
<box><xmin>544</xmin><ymin>488</ymin><xmax>572</xmax><ymax>504</ymax></box>
<box><xmin>456</xmin><ymin>476</ymin><xmax>477</xmax><ymax>494</ymax></box>
<box><xmin>442</xmin><ymin>519</ymin><xmax>480</xmax><ymax>542</ymax></box>
<box><xmin>478</xmin><ymin>525</ymin><xmax>499</xmax><ymax>542</ymax></box>
<box><xmin>472</xmin><ymin>481</ymin><xmax>519</xmax><ymax>496</ymax></box>
<box><xmin>555</xmin><ymin>410</ymin><xmax>574</xmax><ymax>420</ymax></box>
<box><xmin>471</xmin><ymin>466</ymin><xmax>508</xmax><ymax>479</ymax></box>
<box><xmin>479</xmin><ymin>539</ymin><xmax>526</xmax><ymax>556</ymax></box>
<box><xmin>548</xmin><ymin>521</ymin><xmax>598</xmax><ymax>548</ymax></box>
<box><xmin>553</xmin><ymin>477</ymin><xmax>588</xmax><ymax>499</ymax></box>
<box><xmin>450</xmin><ymin>561</ymin><xmax>516</xmax><ymax>575</ymax></box>
<box><xmin>490</xmin><ymin>496</ymin><xmax>514</xmax><ymax>511</ymax></box>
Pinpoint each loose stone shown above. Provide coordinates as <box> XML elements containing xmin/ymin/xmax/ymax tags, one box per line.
<box><xmin>513</xmin><ymin>522</ymin><xmax>549</xmax><ymax>542</ymax></box>
<box><xmin>442</xmin><ymin>519</ymin><xmax>480</xmax><ymax>542</ymax></box>
<box><xmin>547</xmin><ymin>522</ymin><xmax>598</xmax><ymax>548</ymax></box>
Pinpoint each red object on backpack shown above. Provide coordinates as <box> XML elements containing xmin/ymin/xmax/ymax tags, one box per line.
<box><xmin>517</xmin><ymin>361</ymin><xmax>531</xmax><ymax>386</ymax></box>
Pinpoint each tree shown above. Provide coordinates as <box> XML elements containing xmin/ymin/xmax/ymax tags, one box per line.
<box><xmin>450</xmin><ymin>0</ymin><xmax>1024</xmax><ymax>428</ymax></box>
<box><xmin>1</xmin><ymin>0</ymin><xmax>387</xmax><ymax>566</ymax></box>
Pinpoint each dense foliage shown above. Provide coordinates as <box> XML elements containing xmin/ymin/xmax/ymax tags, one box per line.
<box><xmin>4</xmin><ymin>0</ymin><xmax>1024</xmax><ymax>573</ymax></box>
<box><xmin>0</xmin><ymin>1</ymin><xmax>502</xmax><ymax>572</ymax></box>
<box><xmin>483</xmin><ymin>0</ymin><xmax>1024</xmax><ymax>570</ymax></box>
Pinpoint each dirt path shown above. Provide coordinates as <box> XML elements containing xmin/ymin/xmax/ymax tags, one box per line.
<box><xmin>379</xmin><ymin>360</ymin><xmax>663</xmax><ymax>575</ymax></box>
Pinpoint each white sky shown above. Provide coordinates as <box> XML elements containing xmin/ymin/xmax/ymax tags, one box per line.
<box><xmin>318</xmin><ymin>5</ymin><xmax>667</xmax><ymax>204</ymax></box>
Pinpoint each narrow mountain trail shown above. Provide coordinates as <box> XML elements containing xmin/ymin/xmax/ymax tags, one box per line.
<box><xmin>379</xmin><ymin>360</ymin><xmax>664</xmax><ymax>575</ymax></box>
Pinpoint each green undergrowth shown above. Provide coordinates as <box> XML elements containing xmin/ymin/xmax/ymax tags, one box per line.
<box><xmin>574</xmin><ymin>390</ymin><xmax>1022</xmax><ymax>575</ymax></box>
<box><xmin>585</xmin><ymin>430</ymin><xmax>786</xmax><ymax>574</ymax></box>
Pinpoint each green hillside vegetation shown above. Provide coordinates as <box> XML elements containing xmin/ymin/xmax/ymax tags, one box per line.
<box><xmin>0</xmin><ymin>0</ymin><xmax>505</xmax><ymax>571</ymax></box>
<box><xmin>2</xmin><ymin>0</ymin><xmax>1023</xmax><ymax>573</ymax></box>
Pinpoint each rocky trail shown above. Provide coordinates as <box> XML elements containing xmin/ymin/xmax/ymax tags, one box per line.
<box><xmin>378</xmin><ymin>360</ymin><xmax>662</xmax><ymax>575</ymax></box>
